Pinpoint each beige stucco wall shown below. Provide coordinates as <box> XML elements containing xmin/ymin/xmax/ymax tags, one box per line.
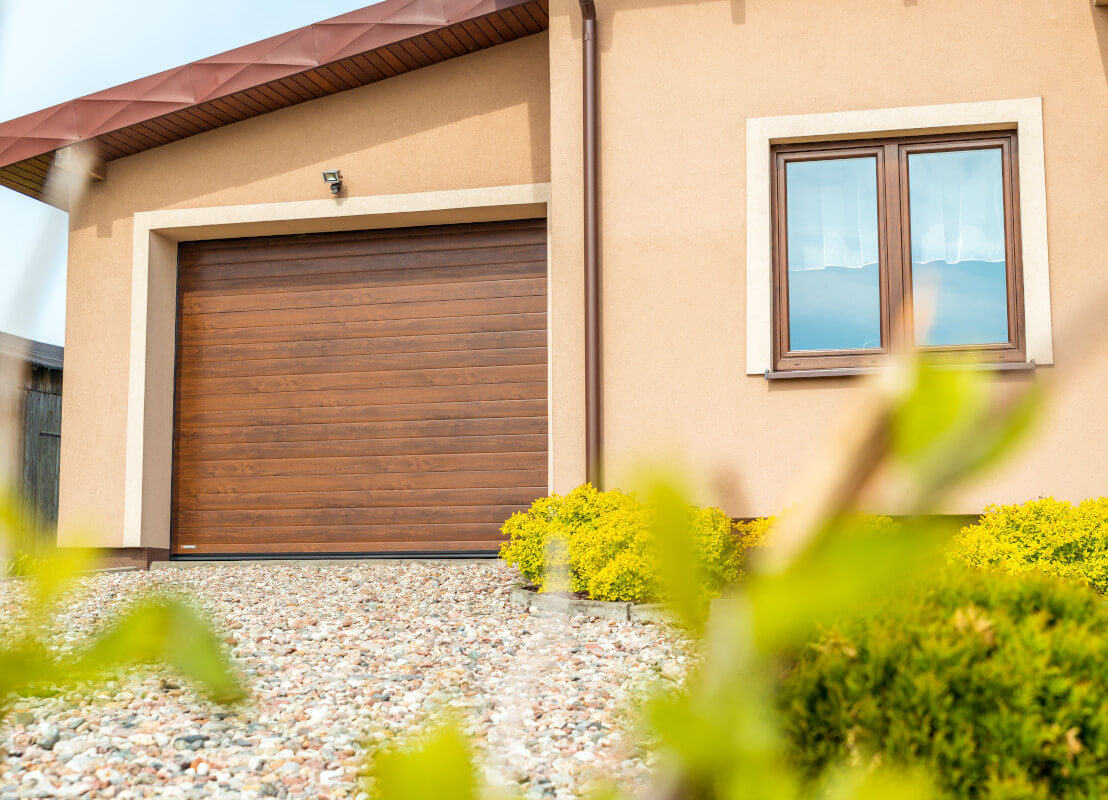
<box><xmin>546</xmin><ymin>0</ymin><xmax>1108</xmax><ymax>514</ymax></box>
<box><xmin>58</xmin><ymin>35</ymin><xmax>551</xmax><ymax>546</ymax></box>
<box><xmin>59</xmin><ymin>0</ymin><xmax>1108</xmax><ymax>549</ymax></box>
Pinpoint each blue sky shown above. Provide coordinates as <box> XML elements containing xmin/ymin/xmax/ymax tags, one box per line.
<box><xmin>0</xmin><ymin>0</ymin><xmax>374</xmax><ymax>346</ymax></box>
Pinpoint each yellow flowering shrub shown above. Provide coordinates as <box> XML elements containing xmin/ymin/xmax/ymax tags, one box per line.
<box><xmin>735</xmin><ymin>516</ymin><xmax>776</xmax><ymax>550</ymax></box>
<box><xmin>949</xmin><ymin>496</ymin><xmax>1108</xmax><ymax>591</ymax></box>
<box><xmin>499</xmin><ymin>484</ymin><xmax>744</xmax><ymax>603</ymax></box>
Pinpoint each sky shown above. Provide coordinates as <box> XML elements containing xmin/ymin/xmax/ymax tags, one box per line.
<box><xmin>0</xmin><ymin>0</ymin><xmax>375</xmax><ymax>346</ymax></box>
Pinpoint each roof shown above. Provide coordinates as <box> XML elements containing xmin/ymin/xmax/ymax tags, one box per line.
<box><xmin>0</xmin><ymin>332</ymin><xmax>64</xmax><ymax>370</ymax></box>
<box><xmin>0</xmin><ymin>0</ymin><xmax>548</xmax><ymax>209</ymax></box>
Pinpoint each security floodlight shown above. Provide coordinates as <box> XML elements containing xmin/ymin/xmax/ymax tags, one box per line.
<box><xmin>322</xmin><ymin>170</ymin><xmax>343</xmax><ymax>194</ymax></box>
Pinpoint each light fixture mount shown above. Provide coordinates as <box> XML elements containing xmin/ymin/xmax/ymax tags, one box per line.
<box><xmin>322</xmin><ymin>169</ymin><xmax>343</xmax><ymax>195</ymax></box>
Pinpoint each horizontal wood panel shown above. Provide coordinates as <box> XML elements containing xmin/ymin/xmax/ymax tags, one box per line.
<box><xmin>176</xmin><ymin>504</ymin><xmax>527</xmax><ymax>528</ymax></box>
<box><xmin>178</xmin><ymin>433</ymin><xmax>545</xmax><ymax>462</ymax></box>
<box><xmin>173</xmin><ymin>220</ymin><xmax>547</xmax><ymax>556</ymax></box>
<box><xmin>177</xmin><ymin>381</ymin><xmax>546</xmax><ymax>413</ymax></box>
<box><xmin>178</xmin><ymin>294</ymin><xmax>546</xmax><ymax>332</ymax></box>
<box><xmin>180</xmin><ymin>260</ymin><xmax>546</xmax><ymax>299</ymax></box>
<box><xmin>180</xmin><ymin>243</ymin><xmax>546</xmax><ymax>286</ymax></box>
<box><xmin>178</xmin><ymin>415</ymin><xmax>546</xmax><ymax>444</ymax></box>
<box><xmin>176</xmin><ymin>451</ymin><xmax>546</xmax><ymax>479</ymax></box>
<box><xmin>177</xmin><ymin>311</ymin><xmax>547</xmax><ymax>347</ymax></box>
<box><xmin>177</xmin><ymin>522</ymin><xmax>508</xmax><ymax>544</ymax></box>
<box><xmin>179</xmin><ymin>346</ymin><xmax>546</xmax><ymax>379</ymax></box>
<box><xmin>183</xmin><ymin>486</ymin><xmax>545</xmax><ymax>511</ymax></box>
<box><xmin>176</xmin><ymin>539</ymin><xmax>506</xmax><ymax>555</ymax></box>
<box><xmin>178</xmin><ymin>330</ymin><xmax>546</xmax><ymax>364</ymax></box>
<box><xmin>178</xmin><ymin>468</ymin><xmax>548</xmax><ymax>495</ymax></box>
<box><xmin>180</xmin><ymin>230</ymin><xmax>545</xmax><ymax>273</ymax></box>
<box><xmin>180</xmin><ymin>364</ymin><xmax>547</xmax><ymax>397</ymax></box>
<box><xmin>177</xmin><ymin>399</ymin><xmax>547</xmax><ymax>429</ymax></box>
<box><xmin>180</xmin><ymin>276</ymin><xmax>546</xmax><ymax>315</ymax></box>
<box><xmin>180</xmin><ymin>220</ymin><xmax>545</xmax><ymax>265</ymax></box>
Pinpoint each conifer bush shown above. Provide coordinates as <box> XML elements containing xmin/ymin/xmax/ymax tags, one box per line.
<box><xmin>780</xmin><ymin>569</ymin><xmax>1108</xmax><ymax>799</ymax></box>
<box><xmin>949</xmin><ymin>497</ymin><xmax>1108</xmax><ymax>591</ymax></box>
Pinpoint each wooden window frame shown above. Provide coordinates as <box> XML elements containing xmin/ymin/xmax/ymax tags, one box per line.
<box><xmin>771</xmin><ymin>131</ymin><xmax>1025</xmax><ymax>373</ymax></box>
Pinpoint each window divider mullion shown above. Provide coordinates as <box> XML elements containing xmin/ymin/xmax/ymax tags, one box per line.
<box><xmin>883</xmin><ymin>142</ymin><xmax>906</xmax><ymax>354</ymax></box>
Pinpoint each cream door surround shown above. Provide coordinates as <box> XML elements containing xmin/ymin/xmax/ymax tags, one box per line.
<box><xmin>745</xmin><ymin>97</ymin><xmax>1052</xmax><ymax>375</ymax></box>
<box><xmin>123</xmin><ymin>183</ymin><xmax>553</xmax><ymax>548</ymax></box>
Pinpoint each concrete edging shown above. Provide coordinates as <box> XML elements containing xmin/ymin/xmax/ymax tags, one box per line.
<box><xmin>508</xmin><ymin>586</ymin><xmax>677</xmax><ymax>624</ymax></box>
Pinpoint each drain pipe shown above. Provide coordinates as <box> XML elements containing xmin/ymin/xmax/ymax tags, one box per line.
<box><xmin>580</xmin><ymin>0</ymin><xmax>602</xmax><ymax>487</ymax></box>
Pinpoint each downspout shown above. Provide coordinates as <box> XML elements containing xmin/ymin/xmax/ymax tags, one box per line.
<box><xmin>579</xmin><ymin>0</ymin><xmax>602</xmax><ymax>487</ymax></box>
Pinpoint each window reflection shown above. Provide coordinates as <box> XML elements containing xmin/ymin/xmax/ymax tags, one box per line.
<box><xmin>786</xmin><ymin>157</ymin><xmax>881</xmax><ymax>351</ymax></box>
<box><xmin>908</xmin><ymin>148</ymin><xmax>1009</xmax><ymax>346</ymax></box>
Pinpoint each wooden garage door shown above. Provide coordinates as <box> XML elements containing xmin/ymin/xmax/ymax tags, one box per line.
<box><xmin>171</xmin><ymin>219</ymin><xmax>548</xmax><ymax>556</ymax></box>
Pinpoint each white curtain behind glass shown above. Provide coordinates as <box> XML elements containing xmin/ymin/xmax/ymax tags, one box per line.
<box><xmin>787</xmin><ymin>158</ymin><xmax>879</xmax><ymax>271</ymax></box>
<box><xmin>909</xmin><ymin>149</ymin><xmax>1005</xmax><ymax>265</ymax></box>
<box><xmin>785</xmin><ymin>157</ymin><xmax>882</xmax><ymax>350</ymax></box>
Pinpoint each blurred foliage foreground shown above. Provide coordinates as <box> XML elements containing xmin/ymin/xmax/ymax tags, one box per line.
<box><xmin>2</xmin><ymin>355</ymin><xmax>1098</xmax><ymax>799</ymax></box>
<box><xmin>0</xmin><ymin>499</ymin><xmax>245</xmax><ymax>724</ymax></box>
<box><xmin>362</xmin><ymin>356</ymin><xmax>1087</xmax><ymax>800</ymax></box>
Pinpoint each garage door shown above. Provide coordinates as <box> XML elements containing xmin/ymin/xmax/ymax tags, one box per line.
<box><xmin>171</xmin><ymin>219</ymin><xmax>548</xmax><ymax>556</ymax></box>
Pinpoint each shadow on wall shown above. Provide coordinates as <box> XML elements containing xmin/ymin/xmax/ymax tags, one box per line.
<box><xmin>1095</xmin><ymin>2</ymin><xmax>1108</xmax><ymax>87</ymax></box>
<box><xmin>84</xmin><ymin>35</ymin><xmax>551</xmax><ymax>237</ymax></box>
<box><xmin>566</xmin><ymin>0</ymin><xmax>746</xmax><ymax>42</ymax></box>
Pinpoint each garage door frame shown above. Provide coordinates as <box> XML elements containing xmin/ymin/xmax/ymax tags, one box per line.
<box><xmin>170</xmin><ymin>219</ymin><xmax>549</xmax><ymax>557</ymax></box>
<box><xmin>122</xmin><ymin>184</ymin><xmax>553</xmax><ymax>553</ymax></box>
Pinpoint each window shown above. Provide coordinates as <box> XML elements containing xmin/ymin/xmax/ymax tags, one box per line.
<box><xmin>771</xmin><ymin>131</ymin><xmax>1024</xmax><ymax>372</ymax></box>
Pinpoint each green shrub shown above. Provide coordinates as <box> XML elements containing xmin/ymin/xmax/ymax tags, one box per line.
<box><xmin>950</xmin><ymin>497</ymin><xmax>1108</xmax><ymax>591</ymax></box>
<box><xmin>3</xmin><ymin>550</ymin><xmax>38</xmax><ymax>577</ymax></box>
<box><xmin>780</xmin><ymin>569</ymin><xmax>1108</xmax><ymax>799</ymax></box>
<box><xmin>499</xmin><ymin>484</ymin><xmax>745</xmax><ymax>603</ymax></box>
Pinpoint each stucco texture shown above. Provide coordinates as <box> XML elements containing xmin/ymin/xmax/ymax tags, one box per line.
<box><xmin>545</xmin><ymin>0</ymin><xmax>1108</xmax><ymax>515</ymax></box>
<box><xmin>58</xmin><ymin>35</ymin><xmax>551</xmax><ymax>546</ymax></box>
<box><xmin>59</xmin><ymin>0</ymin><xmax>1108</xmax><ymax>548</ymax></box>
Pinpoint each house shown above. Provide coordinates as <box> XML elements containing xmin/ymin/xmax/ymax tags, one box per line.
<box><xmin>0</xmin><ymin>0</ymin><xmax>1104</xmax><ymax>565</ymax></box>
<box><xmin>0</xmin><ymin>332</ymin><xmax>63</xmax><ymax>550</ymax></box>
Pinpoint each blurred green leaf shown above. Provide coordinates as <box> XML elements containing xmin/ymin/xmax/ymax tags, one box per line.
<box><xmin>893</xmin><ymin>362</ymin><xmax>1041</xmax><ymax>504</ymax></box>
<box><xmin>77</xmin><ymin>596</ymin><xmax>247</xmax><ymax>705</ymax></box>
<box><xmin>746</xmin><ymin>517</ymin><xmax>952</xmax><ymax>652</ymax></box>
<box><xmin>648</xmin><ymin>480</ymin><xmax>710</xmax><ymax>631</ymax></box>
<box><xmin>893</xmin><ymin>363</ymin><xmax>987</xmax><ymax>464</ymax></box>
<box><xmin>367</xmin><ymin>724</ymin><xmax>477</xmax><ymax>800</ymax></box>
<box><xmin>819</xmin><ymin>765</ymin><xmax>935</xmax><ymax>800</ymax></box>
<box><xmin>0</xmin><ymin>490</ymin><xmax>246</xmax><ymax>721</ymax></box>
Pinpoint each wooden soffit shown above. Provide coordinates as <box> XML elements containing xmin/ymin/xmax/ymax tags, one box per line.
<box><xmin>0</xmin><ymin>0</ymin><xmax>548</xmax><ymax>208</ymax></box>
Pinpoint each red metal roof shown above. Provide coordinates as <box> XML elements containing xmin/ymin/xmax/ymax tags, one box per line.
<box><xmin>0</xmin><ymin>0</ymin><xmax>548</xmax><ymax>207</ymax></box>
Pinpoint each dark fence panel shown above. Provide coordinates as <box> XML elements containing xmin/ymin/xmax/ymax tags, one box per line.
<box><xmin>18</xmin><ymin>366</ymin><xmax>62</xmax><ymax>555</ymax></box>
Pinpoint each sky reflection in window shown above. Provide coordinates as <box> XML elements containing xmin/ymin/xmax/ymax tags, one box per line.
<box><xmin>908</xmin><ymin>148</ymin><xmax>1009</xmax><ymax>346</ymax></box>
<box><xmin>786</xmin><ymin>157</ymin><xmax>881</xmax><ymax>351</ymax></box>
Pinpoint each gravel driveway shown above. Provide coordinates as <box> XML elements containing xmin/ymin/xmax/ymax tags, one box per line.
<box><xmin>0</xmin><ymin>561</ymin><xmax>689</xmax><ymax>799</ymax></box>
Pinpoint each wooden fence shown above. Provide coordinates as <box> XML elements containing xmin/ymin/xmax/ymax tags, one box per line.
<box><xmin>18</xmin><ymin>364</ymin><xmax>62</xmax><ymax>555</ymax></box>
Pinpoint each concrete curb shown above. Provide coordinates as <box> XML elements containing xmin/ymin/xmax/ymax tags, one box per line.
<box><xmin>508</xmin><ymin>586</ymin><xmax>678</xmax><ymax>624</ymax></box>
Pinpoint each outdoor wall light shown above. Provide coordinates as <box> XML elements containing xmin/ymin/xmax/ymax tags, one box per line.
<box><xmin>322</xmin><ymin>169</ymin><xmax>343</xmax><ymax>195</ymax></box>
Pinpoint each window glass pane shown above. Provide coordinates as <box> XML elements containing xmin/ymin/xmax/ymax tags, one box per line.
<box><xmin>908</xmin><ymin>148</ymin><xmax>1009</xmax><ymax>346</ymax></box>
<box><xmin>785</xmin><ymin>157</ymin><xmax>881</xmax><ymax>352</ymax></box>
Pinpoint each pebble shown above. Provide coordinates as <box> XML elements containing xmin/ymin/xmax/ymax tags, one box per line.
<box><xmin>0</xmin><ymin>561</ymin><xmax>689</xmax><ymax>798</ymax></box>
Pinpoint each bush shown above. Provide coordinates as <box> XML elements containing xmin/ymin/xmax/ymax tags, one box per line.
<box><xmin>3</xmin><ymin>551</ymin><xmax>38</xmax><ymax>577</ymax></box>
<box><xmin>780</xmin><ymin>569</ymin><xmax>1108</xmax><ymax>799</ymax></box>
<box><xmin>950</xmin><ymin>497</ymin><xmax>1108</xmax><ymax>591</ymax></box>
<box><xmin>499</xmin><ymin>484</ymin><xmax>747</xmax><ymax>603</ymax></box>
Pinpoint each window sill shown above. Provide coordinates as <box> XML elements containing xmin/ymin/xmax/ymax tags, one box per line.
<box><xmin>764</xmin><ymin>361</ymin><xmax>1037</xmax><ymax>380</ymax></box>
